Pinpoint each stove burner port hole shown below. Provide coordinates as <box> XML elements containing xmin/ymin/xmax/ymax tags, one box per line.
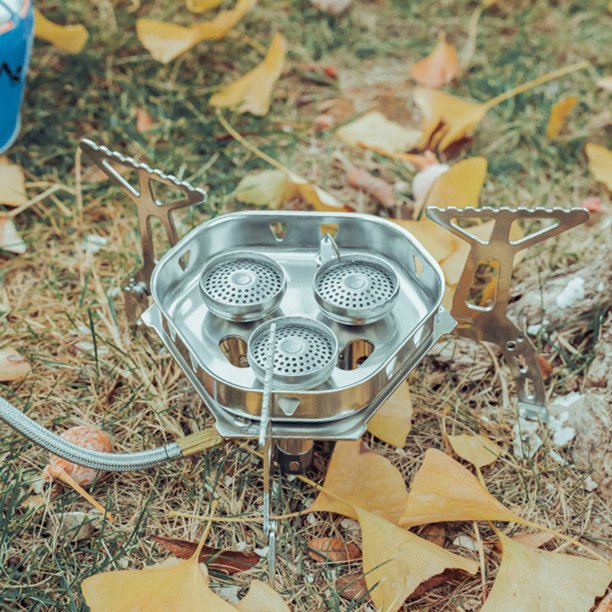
<box><xmin>338</xmin><ymin>338</ymin><xmax>374</xmax><ymax>370</ymax></box>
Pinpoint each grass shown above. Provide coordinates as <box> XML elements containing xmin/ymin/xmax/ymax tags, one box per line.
<box><xmin>1</xmin><ymin>0</ymin><xmax>611</xmax><ymax>609</ymax></box>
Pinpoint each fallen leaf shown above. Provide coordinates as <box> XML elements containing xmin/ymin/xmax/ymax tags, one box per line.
<box><xmin>335</xmin><ymin>573</ymin><xmax>369</xmax><ymax>602</ymax></box>
<box><xmin>135</xmin><ymin>108</ymin><xmax>156</xmax><ymax>133</ymax></box>
<box><xmin>415</xmin><ymin>61</ymin><xmax>589</xmax><ymax>150</ymax></box>
<box><xmin>412</xmin><ymin>162</ymin><xmax>449</xmax><ymax>205</ymax></box>
<box><xmin>186</xmin><ymin>0</ymin><xmax>224</xmax><ymax>13</ymax></box>
<box><xmin>394</xmin><ymin>218</ymin><xmax>459</xmax><ymax>263</ymax></box>
<box><xmin>546</xmin><ymin>95</ymin><xmax>578</xmax><ymax>139</ymax></box>
<box><xmin>586</xmin><ymin>143</ymin><xmax>612</xmax><ymax>191</ymax></box>
<box><xmin>400</xmin><ymin>449</ymin><xmax>526</xmax><ymax>527</ymax></box>
<box><xmin>234</xmin><ymin>169</ymin><xmax>291</xmax><ymax>208</ymax></box>
<box><xmin>233</xmin><ymin>168</ymin><xmax>349</xmax><ymax>212</ymax></box>
<box><xmin>136</xmin><ymin>0</ymin><xmax>256</xmax><ymax>63</ymax></box>
<box><xmin>236</xmin><ymin>580</ymin><xmax>290</xmax><ymax>612</ymax></box>
<box><xmin>510</xmin><ymin>531</ymin><xmax>555</xmax><ymax>549</ymax></box>
<box><xmin>345</xmin><ymin>164</ymin><xmax>395</xmax><ymax>208</ymax></box>
<box><xmin>0</xmin><ymin>218</ymin><xmax>26</xmax><ymax>255</ymax></box>
<box><xmin>366</xmin><ymin>382</ymin><xmax>413</xmax><ymax>448</ymax></box>
<box><xmin>310</xmin><ymin>0</ymin><xmax>353</xmax><ymax>14</ymax></box>
<box><xmin>0</xmin><ymin>157</ymin><xmax>27</xmax><ymax>205</ymax></box>
<box><xmin>418</xmin><ymin>524</ymin><xmax>446</xmax><ymax>548</ymax></box>
<box><xmin>420</xmin><ymin>156</ymin><xmax>487</xmax><ymax>216</ymax></box>
<box><xmin>536</xmin><ymin>354</ymin><xmax>553</xmax><ymax>380</ymax></box>
<box><xmin>414</xmin><ymin>88</ymin><xmax>487</xmax><ymax>151</ymax></box>
<box><xmin>357</xmin><ymin>507</ymin><xmax>478</xmax><ymax>612</ymax></box>
<box><xmin>481</xmin><ymin>531</ymin><xmax>612</xmax><ymax>612</ymax></box>
<box><xmin>310</xmin><ymin>440</ymin><xmax>409</xmax><ymax>523</ymax></box>
<box><xmin>336</xmin><ymin>111</ymin><xmax>421</xmax><ymax>152</ymax></box>
<box><xmin>410</xmin><ymin>32</ymin><xmax>458</xmax><ymax>89</ymax></box>
<box><xmin>81</xmin><ymin>549</ymin><xmax>236</xmax><ymax>612</ymax></box>
<box><xmin>307</xmin><ymin>537</ymin><xmax>362</xmax><ymax>563</ymax></box>
<box><xmin>210</xmin><ymin>33</ymin><xmax>286</xmax><ymax>116</ymax></box>
<box><xmin>43</xmin><ymin>426</ymin><xmax>113</xmax><ymax>488</ymax></box>
<box><xmin>34</xmin><ymin>9</ymin><xmax>88</xmax><ymax>54</ymax></box>
<box><xmin>596</xmin><ymin>76</ymin><xmax>612</xmax><ymax>92</ymax></box>
<box><xmin>0</xmin><ymin>348</ymin><xmax>31</xmax><ymax>382</ymax></box>
<box><xmin>448</xmin><ymin>433</ymin><xmax>503</xmax><ymax>469</ymax></box>
<box><xmin>152</xmin><ymin>535</ymin><xmax>260</xmax><ymax>574</ymax></box>
<box><xmin>594</xmin><ymin>591</ymin><xmax>612</xmax><ymax>612</ymax></box>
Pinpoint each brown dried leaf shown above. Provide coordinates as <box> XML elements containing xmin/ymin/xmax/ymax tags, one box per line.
<box><xmin>136</xmin><ymin>108</ymin><xmax>156</xmax><ymax>133</ymax></box>
<box><xmin>594</xmin><ymin>591</ymin><xmax>612</xmax><ymax>612</ymax></box>
<box><xmin>418</xmin><ymin>524</ymin><xmax>446</xmax><ymax>548</ymax></box>
<box><xmin>335</xmin><ymin>573</ymin><xmax>369</xmax><ymax>602</ymax></box>
<box><xmin>400</xmin><ymin>449</ymin><xmax>526</xmax><ymax>527</ymax></box>
<box><xmin>152</xmin><ymin>535</ymin><xmax>260</xmax><ymax>574</ymax></box>
<box><xmin>0</xmin><ymin>348</ymin><xmax>31</xmax><ymax>382</ymax></box>
<box><xmin>345</xmin><ymin>164</ymin><xmax>394</xmax><ymax>208</ymax></box>
<box><xmin>310</xmin><ymin>440</ymin><xmax>409</xmax><ymax>523</ymax></box>
<box><xmin>410</xmin><ymin>32</ymin><xmax>458</xmax><ymax>89</ymax></box>
<box><xmin>307</xmin><ymin>537</ymin><xmax>361</xmax><ymax>563</ymax></box>
<box><xmin>536</xmin><ymin>354</ymin><xmax>553</xmax><ymax>381</ymax></box>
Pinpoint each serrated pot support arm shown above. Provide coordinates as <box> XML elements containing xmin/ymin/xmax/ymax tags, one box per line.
<box><xmin>426</xmin><ymin>206</ymin><xmax>589</xmax><ymax>421</ymax></box>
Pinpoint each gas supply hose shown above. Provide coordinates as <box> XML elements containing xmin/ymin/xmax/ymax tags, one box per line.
<box><xmin>0</xmin><ymin>394</ymin><xmax>222</xmax><ymax>472</ymax></box>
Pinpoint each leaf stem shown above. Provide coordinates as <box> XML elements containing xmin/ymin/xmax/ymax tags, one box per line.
<box><xmin>216</xmin><ymin>109</ymin><xmax>291</xmax><ymax>175</ymax></box>
<box><xmin>483</xmin><ymin>61</ymin><xmax>590</xmax><ymax>111</ymax></box>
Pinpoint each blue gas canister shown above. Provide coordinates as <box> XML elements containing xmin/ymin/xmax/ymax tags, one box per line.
<box><xmin>0</xmin><ymin>0</ymin><xmax>33</xmax><ymax>153</ymax></box>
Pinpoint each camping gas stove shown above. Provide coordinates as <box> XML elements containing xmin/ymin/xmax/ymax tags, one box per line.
<box><xmin>0</xmin><ymin>139</ymin><xmax>589</xmax><ymax>580</ymax></box>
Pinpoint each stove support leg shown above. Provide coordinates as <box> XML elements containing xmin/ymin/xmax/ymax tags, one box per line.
<box><xmin>275</xmin><ymin>439</ymin><xmax>314</xmax><ymax>474</ymax></box>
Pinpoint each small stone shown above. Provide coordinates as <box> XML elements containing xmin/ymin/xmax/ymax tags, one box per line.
<box><xmin>584</xmin><ymin>476</ymin><xmax>598</xmax><ymax>492</ymax></box>
<box><xmin>214</xmin><ymin>586</ymin><xmax>240</xmax><ymax>604</ymax></box>
<box><xmin>554</xmin><ymin>277</ymin><xmax>585</xmax><ymax>309</ymax></box>
<box><xmin>513</xmin><ymin>418</ymin><xmax>542</xmax><ymax>459</ymax></box>
<box><xmin>255</xmin><ymin>546</ymin><xmax>269</xmax><ymax>557</ymax></box>
<box><xmin>47</xmin><ymin>511</ymin><xmax>95</xmax><ymax>542</ymax></box>
<box><xmin>340</xmin><ymin>518</ymin><xmax>360</xmax><ymax>533</ymax></box>
<box><xmin>452</xmin><ymin>535</ymin><xmax>479</xmax><ymax>552</ymax></box>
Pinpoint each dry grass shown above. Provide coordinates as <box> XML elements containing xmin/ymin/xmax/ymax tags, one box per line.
<box><xmin>1</xmin><ymin>0</ymin><xmax>611</xmax><ymax>610</ymax></box>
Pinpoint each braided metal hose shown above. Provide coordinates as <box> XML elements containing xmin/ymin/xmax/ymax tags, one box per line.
<box><xmin>0</xmin><ymin>394</ymin><xmax>182</xmax><ymax>471</ymax></box>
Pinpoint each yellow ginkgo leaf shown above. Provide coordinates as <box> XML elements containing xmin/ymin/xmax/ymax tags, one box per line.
<box><xmin>367</xmin><ymin>382</ymin><xmax>413</xmax><ymax>448</ymax></box>
<box><xmin>546</xmin><ymin>95</ymin><xmax>578</xmax><ymax>139</ymax></box>
<box><xmin>448</xmin><ymin>433</ymin><xmax>503</xmax><ymax>469</ymax></box>
<box><xmin>137</xmin><ymin>0</ymin><xmax>256</xmax><ymax>64</ymax></box>
<box><xmin>81</xmin><ymin>556</ymin><xmax>236</xmax><ymax>612</ymax></box>
<box><xmin>210</xmin><ymin>32</ymin><xmax>286</xmax><ymax>116</ymax></box>
<box><xmin>310</xmin><ymin>441</ymin><xmax>409</xmax><ymax>523</ymax></box>
<box><xmin>586</xmin><ymin>143</ymin><xmax>612</xmax><ymax>191</ymax></box>
<box><xmin>0</xmin><ymin>157</ymin><xmax>27</xmax><ymax>206</ymax></box>
<box><xmin>400</xmin><ymin>449</ymin><xmax>526</xmax><ymax>527</ymax></box>
<box><xmin>336</xmin><ymin>111</ymin><xmax>421</xmax><ymax>153</ymax></box>
<box><xmin>394</xmin><ymin>218</ymin><xmax>459</xmax><ymax>264</ymax></box>
<box><xmin>233</xmin><ymin>168</ymin><xmax>349</xmax><ymax>211</ymax></box>
<box><xmin>186</xmin><ymin>0</ymin><xmax>225</xmax><ymax>13</ymax></box>
<box><xmin>34</xmin><ymin>9</ymin><xmax>88</xmax><ymax>54</ymax></box>
<box><xmin>236</xmin><ymin>580</ymin><xmax>290</xmax><ymax>612</ymax></box>
<box><xmin>482</xmin><ymin>532</ymin><xmax>612</xmax><ymax>612</ymax></box>
<box><xmin>422</xmin><ymin>156</ymin><xmax>487</xmax><ymax>213</ymax></box>
<box><xmin>357</xmin><ymin>507</ymin><xmax>478</xmax><ymax>612</ymax></box>
<box><xmin>410</xmin><ymin>32</ymin><xmax>459</xmax><ymax>89</ymax></box>
<box><xmin>234</xmin><ymin>169</ymin><xmax>292</xmax><ymax>208</ymax></box>
<box><xmin>414</xmin><ymin>88</ymin><xmax>487</xmax><ymax>151</ymax></box>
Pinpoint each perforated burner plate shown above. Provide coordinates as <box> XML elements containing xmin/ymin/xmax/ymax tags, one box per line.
<box><xmin>314</xmin><ymin>254</ymin><xmax>399</xmax><ymax>324</ymax></box>
<box><xmin>248</xmin><ymin>317</ymin><xmax>338</xmax><ymax>390</ymax></box>
<box><xmin>200</xmin><ymin>251</ymin><xmax>286</xmax><ymax>321</ymax></box>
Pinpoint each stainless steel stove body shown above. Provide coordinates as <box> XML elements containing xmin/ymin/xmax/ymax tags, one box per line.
<box><xmin>142</xmin><ymin>211</ymin><xmax>454</xmax><ymax>442</ymax></box>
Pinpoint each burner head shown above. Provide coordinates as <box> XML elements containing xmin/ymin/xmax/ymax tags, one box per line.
<box><xmin>248</xmin><ymin>316</ymin><xmax>338</xmax><ymax>390</ymax></box>
<box><xmin>200</xmin><ymin>251</ymin><xmax>286</xmax><ymax>321</ymax></box>
<box><xmin>313</xmin><ymin>254</ymin><xmax>399</xmax><ymax>325</ymax></box>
